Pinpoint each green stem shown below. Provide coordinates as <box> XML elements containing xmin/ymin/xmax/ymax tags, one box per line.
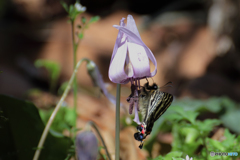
<box><xmin>86</xmin><ymin>121</ymin><xmax>112</xmax><ymax>160</ymax></box>
<box><xmin>203</xmin><ymin>137</ymin><xmax>209</xmax><ymax>160</ymax></box>
<box><xmin>33</xmin><ymin>58</ymin><xmax>90</xmax><ymax>160</ymax></box>
<box><xmin>115</xmin><ymin>84</ymin><xmax>121</xmax><ymax>160</ymax></box>
<box><xmin>71</xmin><ymin>20</ymin><xmax>78</xmax><ymax>139</ymax></box>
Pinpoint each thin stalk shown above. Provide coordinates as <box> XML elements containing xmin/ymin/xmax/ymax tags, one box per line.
<box><xmin>203</xmin><ymin>137</ymin><xmax>209</xmax><ymax>160</ymax></box>
<box><xmin>115</xmin><ymin>84</ymin><xmax>121</xmax><ymax>160</ymax></box>
<box><xmin>86</xmin><ymin>121</ymin><xmax>112</xmax><ymax>160</ymax></box>
<box><xmin>33</xmin><ymin>58</ymin><xmax>90</xmax><ymax>160</ymax></box>
<box><xmin>71</xmin><ymin>20</ymin><xmax>78</xmax><ymax>136</ymax></box>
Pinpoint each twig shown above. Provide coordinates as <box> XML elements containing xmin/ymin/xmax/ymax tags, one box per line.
<box><xmin>33</xmin><ymin>58</ymin><xmax>90</xmax><ymax>160</ymax></box>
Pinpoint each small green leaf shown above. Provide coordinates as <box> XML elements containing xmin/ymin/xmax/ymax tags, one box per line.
<box><xmin>89</xmin><ymin>16</ymin><xmax>100</xmax><ymax>23</ymax></box>
<box><xmin>183</xmin><ymin>111</ymin><xmax>199</xmax><ymax>124</ymax></box>
<box><xmin>78</xmin><ymin>32</ymin><xmax>84</xmax><ymax>39</ymax></box>
<box><xmin>208</xmin><ymin>138</ymin><xmax>225</xmax><ymax>151</ymax></box>
<box><xmin>69</xmin><ymin>5</ymin><xmax>74</xmax><ymax>17</ymax></box>
<box><xmin>165</xmin><ymin>151</ymin><xmax>183</xmax><ymax>160</ymax></box>
<box><xmin>58</xmin><ymin>81</ymin><xmax>69</xmax><ymax>95</ymax></box>
<box><xmin>221</xmin><ymin>129</ymin><xmax>236</xmax><ymax>149</ymax></box>
<box><xmin>220</xmin><ymin>109</ymin><xmax>240</xmax><ymax>134</ymax></box>
<box><xmin>60</xmin><ymin>1</ymin><xmax>68</xmax><ymax>12</ymax></box>
<box><xmin>81</xmin><ymin>17</ymin><xmax>86</xmax><ymax>24</ymax></box>
<box><xmin>152</xmin><ymin>155</ymin><xmax>164</xmax><ymax>160</ymax></box>
<box><xmin>180</xmin><ymin>127</ymin><xmax>199</xmax><ymax>144</ymax></box>
<box><xmin>49</xmin><ymin>129</ymin><xmax>65</xmax><ymax>138</ymax></box>
<box><xmin>34</xmin><ymin>59</ymin><xmax>61</xmax><ymax>92</ymax></box>
<box><xmin>195</xmin><ymin>119</ymin><xmax>221</xmax><ymax>136</ymax></box>
<box><xmin>164</xmin><ymin>112</ymin><xmax>183</xmax><ymax>121</ymax></box>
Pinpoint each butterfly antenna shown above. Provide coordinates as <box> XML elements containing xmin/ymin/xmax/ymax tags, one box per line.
<box><xmin>160</xmin><ymin>81</ymin><xmax>173</xmax><ymax>89</ymax></box>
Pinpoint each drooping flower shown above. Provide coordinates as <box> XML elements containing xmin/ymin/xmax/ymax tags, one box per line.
<box><xmin>108</xmin><ymin>15</ymin><xmax>157</xmax><ymax>84</ymax></box>
<box><xmin>108</xmin><ymin>15</ymin><xmax>157</xmax><ymax>124</ymax></box>
<box><xmin>76</xmin><ymin>131</ymin><xmax>98</xmax><ymax>160</ymax></box>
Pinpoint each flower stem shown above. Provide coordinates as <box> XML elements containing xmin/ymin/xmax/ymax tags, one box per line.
<box><xmin>86</xmin><ymin>121</ymin><xmax>112</xmax><ymax>160</ymax></box>
<box><xmin>71</xmin><ymin>20</ymin><xmax>78</xmax><ymax>137</ymax></box>
<box><xmin>33</xmin><ymin>58</ymin><xmax>90</xmax><ymax>160</ymax></box>
<box><xmin>115</xmin><ymin>84</ymin><xmax>121</xmax><ymax>160</ymax></box>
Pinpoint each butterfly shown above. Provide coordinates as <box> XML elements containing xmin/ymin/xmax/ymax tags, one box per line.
<box><xmin>134</xmin><ymin>82</ymin><xmax>173</xmax><ymax>149</ymax></box>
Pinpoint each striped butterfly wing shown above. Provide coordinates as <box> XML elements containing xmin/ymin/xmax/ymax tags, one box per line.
<box><xmin>144</xmin><ymin>90</ymin><xmax>173</xmax><ymax>133</ymax></box>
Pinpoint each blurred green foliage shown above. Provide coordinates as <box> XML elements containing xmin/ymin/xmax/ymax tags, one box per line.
<box><xmin>39</xmin><ymin>106</ymin><xmax>76</xmax><ymax>136</ymax></box>
<box><xmin>34</xmin><ymin>59</ymin><xmax>61</xmax><ymax>93</ymax></box>
<box><xmin>125</xmin><ymin>96</ymin><xmax>240</xmax><ymax>160</ymax></box>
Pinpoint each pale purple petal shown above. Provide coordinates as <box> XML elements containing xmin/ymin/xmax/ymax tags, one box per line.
<box><xmin>133</xmin><ymin>101</ymin><xmax>141</xmax><ymax>124</ymax></box>
<box><xmin>133</xmin><ymin>89</ymin><xmax>141</xmax><ymax>124</ymax></box>
<box><xmin>128</xmin><ymin>42</ymin><xmax>151</xmax><ymax>78</ymax></box>
<box><xmin>108</xmin><ymin>40</ymin><xmax>130</xmax><ymax>84</ymax></box>
<box><xmin>110</xmin><ymin>18</ymin><xmax>126</xmax><ymax>62</ymax></box>
<box><xmin>126</xmin><ymin>15</ymin><xmax>141</xmax><ymax>40</ymax></box>
<box><xmin>113</xmin><ymin>25</ymin><xmax>157</xmax><ymax>77</ymax></box>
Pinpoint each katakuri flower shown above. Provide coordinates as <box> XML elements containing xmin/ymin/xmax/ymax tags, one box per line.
<box><xmin>108</xmin><ymin>15</ymin><xmax>157</xmax><ymax>124</ymax></box>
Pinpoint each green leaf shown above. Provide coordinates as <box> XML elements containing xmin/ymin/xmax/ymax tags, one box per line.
<box><xmin>39</xmin><ymin>106</ymin><xmax>75</xmax><ymax>133</ymax></box>
<box><xmin>183</xmin><ymin>111</ymin><xmax>199</xmax><ymax>124</ymax></box>
<box><xmin>221</xmin><ymin>129</ymin><xmax>238</xmax><ymax>150</ymax></box>
<box><xmin>78</xmin><ymin>32</ymin><xmax>84</xmax><ymax>39</ymax></box>
<box><xmin>164</xmin><ymin>111</ymin><xmax>183</xmax><ymax>122</ymax></box>
<box><xmin>165</xmin><ymin>151</ymin><xmax>183</xmax><ymax>160</ymax></box>
<box><xmin>180</xmin><ymin>127</ymin><xmax>199</xmax><ymax>144</ymax></box>
<box><xmin>89</xmin><ymin>16</ymin><xmax>100</xmax><ymax>23</ymax></box>
<box><xmin>220</xmin><ymin>109</ymin><xmax>240</xmax><ymax>134</ymax></box>
<box><xmin>221</xmin><ymin>97</ymin><xmax>236</xmax><ymax>110</ymax></box>
<box><xmin>151</xmin><ymin>155</ymin><xmax>164</xmax><ymax>160</ymax></box>
<box><xmin>58</xmin><ymin>81</ymin><xmax>68</xmax><ymax>95</ymax></box>
<box><xmin>69</xmin><ymin>4</ymin><xmax>74</xmax><ymax>18</ymax></box>
<box><xmin>167</xmin><ymin>106</ymin><xmax>199</xmax><ymax>124</ymax></box>
<box><xmin>81</xmin><ymin>17</ymin><xmax>86</xmax><ymax>24</ymax></box>
<box><xmin>208</xmin><ymin>138</ymin><xmax>225</xmax><ymax>151</ymax></box>
<box><xmin>0</xmin><ymin>95</ymin><xmax>72</xmax><ymax>160</ymax></box>
<box><xmin>35</xmin><ymin>60</ymin><xmax>60</xmax><ymax>81</ymax></box>
<box><xmin>34</xmin><ymin>59</ymin><xmax>61</xmax><ymax>92</ymax></box>
<box><xmin>60</xmin><ymin>1</ymin><xmax>68</xmax><ymax>12</ymax></box>
<box><xmin>195</xmin><ymin>119</ymin><xmax>221</xmax><ymax>136</ymax></box>
<box><xmin>49</xmin><ymin>129</ymin><xmax>65</xmax><ymax>138</ymax></box>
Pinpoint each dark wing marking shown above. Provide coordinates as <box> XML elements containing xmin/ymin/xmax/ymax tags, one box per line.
<box><xmin>144</xmin><ymin>91</ymin><xmax>173</xmax><ymax>133</ymax></box>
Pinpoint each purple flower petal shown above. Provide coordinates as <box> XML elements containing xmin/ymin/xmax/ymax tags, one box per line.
<box><xmin>110</xmin><ymin>18</ymin><xmax>126</xmax><ymax>62</ymax></box>
<box><xmin>109</xmin><ymin>15</ymin><xmax>157</xmax><ymax>83</ymax></box>
<box><xmin>133</xmin><ymin>100</ymin><xmax>141</xmax><ymax>124</ymax></box>
<box><xmin>113</xmin><ymin>25</ymin><xmax>157</xmax><ymax>77</ymax></box>
<box><xmin>126</xmin><ymin>15</ymin><xmax>141</xmax><ymax>39</ymax></box>
<box><xmin>128</xmin><ymin>42</ymin><xmax>151</xmax><ymax>78</ymax></box>
<box><xmin>108</xmin><ymin>39</ymin><xmax>130</xmax><ymax>83</ymax></box>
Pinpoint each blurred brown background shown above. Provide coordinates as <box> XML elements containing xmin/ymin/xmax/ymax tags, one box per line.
<box><xmin>1</xmin><ymin>0</ymin><xmax>240</xmax><ymax>101</ymax></box>
<box><xmin>1</xmin><ymin>0</ymin><xmax>240</xmax><ymax>159</ymax></box>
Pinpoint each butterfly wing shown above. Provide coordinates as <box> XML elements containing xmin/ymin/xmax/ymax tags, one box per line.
<box><xmin>144</xmin><ymin>90</ymin><xmax>173</xmax><ymax>133</ymax></box>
